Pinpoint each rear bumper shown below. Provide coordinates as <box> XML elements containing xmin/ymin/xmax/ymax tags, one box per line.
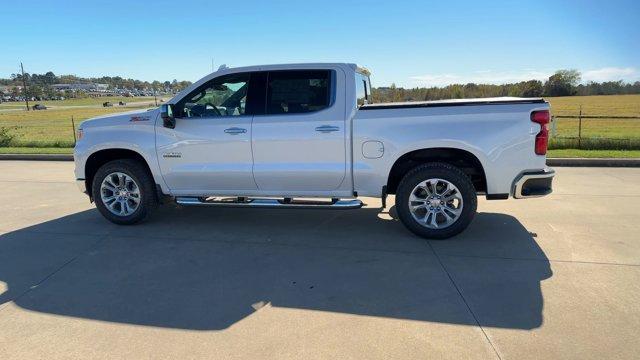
<box><xmin>512</xmin><ymin>168</ymin><xmax>555</xmax><ymax>199</ymax></box>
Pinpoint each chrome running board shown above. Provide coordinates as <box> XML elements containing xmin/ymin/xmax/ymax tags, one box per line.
<box><xmin>175</xmin><ymin>196</ymin><xmax>364</xmax><ymax>210</ymax></box>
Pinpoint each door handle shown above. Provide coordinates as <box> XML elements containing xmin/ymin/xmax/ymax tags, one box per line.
<box><xmin>224</xmin><ymin>127</ymin><xmax>247</xmax><ymax>135</ymax></box>
<box><xmin>315</xmin><ymin>125</ymin><xmax>340</xmax><ymax>133</ymax></box>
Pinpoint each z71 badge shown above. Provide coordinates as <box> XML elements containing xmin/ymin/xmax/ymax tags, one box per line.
<box><xmin>162</xmin><ymin>152</ymin><xmax>182</xmax><ymax>158</ymax></box>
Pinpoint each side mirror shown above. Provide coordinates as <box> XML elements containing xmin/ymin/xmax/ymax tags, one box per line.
<box><xmin>160</xmin><ymin>104</ymin><xmax>175</xmax><ymax>129</ymax></box>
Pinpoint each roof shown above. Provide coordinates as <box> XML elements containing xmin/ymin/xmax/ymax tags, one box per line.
<box><xmin>168</xmin><ymin>62</ymin><xmax>361</xmax><ymax>104</ymax></box>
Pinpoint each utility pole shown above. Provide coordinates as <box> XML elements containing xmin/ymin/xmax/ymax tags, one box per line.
<box><xmin>20</xmin><ymin>62</ymin><xmax>30</xmax><ymax>111</ymax></box>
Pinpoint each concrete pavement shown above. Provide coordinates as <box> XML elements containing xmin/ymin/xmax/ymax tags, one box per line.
<box><xmin>0</xmin><ymin>162</ymin><xmax>639</xmax><ymax>359</ymax></box>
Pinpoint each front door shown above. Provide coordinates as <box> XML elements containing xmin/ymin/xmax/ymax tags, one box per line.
<box><xmin>156</xmin><ymin>72</ymin><xmax>257</xmax><ymax>193</ymax></box>
<box><xmin>251</xmin><ymin>70</ymin><xmax>347</xmax><ymax>192</ymax></box>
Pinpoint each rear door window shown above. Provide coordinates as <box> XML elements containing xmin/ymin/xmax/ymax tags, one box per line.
<box><xmin>266</xmin><ymin>70</ymin><xmax>330</xmax><ymax>114</ymax></box>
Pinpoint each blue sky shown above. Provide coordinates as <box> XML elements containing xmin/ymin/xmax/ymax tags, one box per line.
<box><xmin>1</xmin><ymin>0</ymin><xmax>639</xmax><ymax>87</ymax></box>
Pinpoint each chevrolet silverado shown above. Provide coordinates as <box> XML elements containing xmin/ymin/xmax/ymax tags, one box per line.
<box><xmin>74</xmin><ymin>63</ymin><xmax>554</xmax><ymax>239</ymax></box>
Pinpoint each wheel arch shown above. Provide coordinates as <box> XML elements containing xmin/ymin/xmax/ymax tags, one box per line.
<box><xmin>386</xmin><ymin>147</ymin><xmax>487</xmax><ymax>195</ymax></box>
<box><xmin>84</xmin><ymin>148</ymin><xmax>155</xmax><ymax>199</ymax></box>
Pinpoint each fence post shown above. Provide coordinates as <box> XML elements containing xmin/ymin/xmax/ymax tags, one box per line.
<box><xmin>578</xmin><ymin>105</ymin><xmax>582</xmax><ymax>149</ymax></box>
<box><xmin>71</xmin><ymin>116</ymin><xmax>77</xmax><ymax>146</ymax></box>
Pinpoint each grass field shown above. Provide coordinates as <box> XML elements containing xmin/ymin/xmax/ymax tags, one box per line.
<box><xmin>546</xmin><ymin>94</ymin><xmax>640</xmax><ymax>116</ymax></box>
<box><xmin>547</xmin><ymin>149</ymin><xmax>640</xmax><ymax>158</ymax></box>
<box><xmin>0</xmin><ymin>105</ymin><xmax>154</xmax><ymax>147</ymax></box>
<box><xmin>0</xmin><ymin>147</ymin><xmax>74</xmax><ymax>154</ymax></box>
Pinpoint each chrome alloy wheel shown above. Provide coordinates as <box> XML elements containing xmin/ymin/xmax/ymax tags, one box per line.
<box><xmin>408</xmin><ymin>178</ymin><xmax>464</xmax><ymax>229</ymax></box>
<box><xmin>100</xmin><ymin>172</ymin><xmax>141</xmax><ymax>216</ymax></box>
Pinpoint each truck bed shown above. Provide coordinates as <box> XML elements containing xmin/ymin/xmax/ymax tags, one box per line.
<box><xmin>360</xmin><ymin>97</ymin><xmax>545</xmax><ymax>110</ymax></box>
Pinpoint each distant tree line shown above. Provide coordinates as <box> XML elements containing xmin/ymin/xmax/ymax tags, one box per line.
<box><xmin>372</xmin><ymin>70</ymin><xmax>640</xmax><ymax>103</ymax></box>
<box><xmin>4</xmin><ymin>69</ymin><xmax>639</xmax><ymax>102</ymax></box>
<box><xmin>0</xmin><ymin>71</ymin><xmax>193</xmax><ymax>99</ymax></box>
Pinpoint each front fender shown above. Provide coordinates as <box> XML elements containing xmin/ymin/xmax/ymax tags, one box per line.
<box><xmin>73</xmin><ymin>123</ymin><xmax>167</xmax><ymax>193</ymax></box>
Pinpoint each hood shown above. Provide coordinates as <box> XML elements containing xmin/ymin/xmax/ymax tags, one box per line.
<box><xmin>80</xmin><ymin>108</ymin><xmax>158</xmax><ymax>129</ymax></box>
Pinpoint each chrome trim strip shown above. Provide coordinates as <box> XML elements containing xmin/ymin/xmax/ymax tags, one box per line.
<box><xmin>175</xmin><ymin>197</ymin><xmax>363</xmax><ymax>209</ymax></box>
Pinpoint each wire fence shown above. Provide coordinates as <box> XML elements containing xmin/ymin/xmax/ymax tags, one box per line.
<box><xmin>2</xmin><ymin>105</ymin><xmax>640</xmax><ymax>150</ymax></box>
<box><xmin>549</xmin><ymin>106</ymin><xmax>640</xmax><ymax>150</ymax></box>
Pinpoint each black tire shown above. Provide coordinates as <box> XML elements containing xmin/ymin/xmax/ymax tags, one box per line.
<box><xmin>395</xmin><ymin>162</ymin><xmax>477</xmax><ymax>239</ymax></box>
<box><xmin>91</xmin><ymin>159</ymin><xmax>157</xmax><ymax>225</ymax></box>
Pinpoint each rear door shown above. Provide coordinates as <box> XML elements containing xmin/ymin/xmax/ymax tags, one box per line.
<box><xmin>251</xmin><ymin>69</ymin><xmax>347</xmax><ymax>191</ymax></box>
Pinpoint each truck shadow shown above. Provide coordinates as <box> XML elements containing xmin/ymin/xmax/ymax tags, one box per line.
<box><xmin>0</xmin><ymin>205</ymin><xmax>551</xmax><ymax>331</ymax></box>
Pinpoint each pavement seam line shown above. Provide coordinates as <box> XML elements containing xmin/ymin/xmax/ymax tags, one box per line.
<box><xmin>439</xmin><ymin>253</ymin><xmax>640</xmax><ymax>267</ymax></box>
<box><xmin>426</xmin><ymin>240</ymin><xmax>503</xmax><ymax>360</ymax></box>
<box><xmin>550</xmin><ymin>193</ymin><xmax>640</xmax><ymax>197</ymax></box>
<box><xmin>0</xmin><ymin>234</ymin><xmax>108</xmax><ymax>315</ymax></box>
<box><xmin>8</xmin><ymin>227</ymin><xmax>431</xmax><ymax>255</ymax></box>
<box><xmin>7</xmin><ymin>228</ymin><xmax>640</xmax><ymax>266</ymax></box>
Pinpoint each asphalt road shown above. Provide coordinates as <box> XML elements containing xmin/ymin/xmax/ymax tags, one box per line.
<box><xmin>0</xmin><ymin>161</ymin><xmax>639</xmax><ymax>359</ymax></box>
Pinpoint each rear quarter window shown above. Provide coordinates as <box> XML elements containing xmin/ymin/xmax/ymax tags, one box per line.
<box><xmin>355</xmin><ymin>72</ymin><xmax>372</xmax><ymax>106</ymax></box>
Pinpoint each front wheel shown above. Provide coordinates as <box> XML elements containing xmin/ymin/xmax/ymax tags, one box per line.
<box><xmin>92</xmin><ymin>159</ymin><xmax>157</xmax><ymax>225</ymax></box>
<box><xmin>395</xmin><ymin>162</ymin><xmax>477</xmax><ymax>239</ymax></box>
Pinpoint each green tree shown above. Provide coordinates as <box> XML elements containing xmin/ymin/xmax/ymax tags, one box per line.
<box><xmin>544</xmin><ymin>70</ymin><xmax>581</xmax><ymax>96</ymax></box>
<box><xmin>44</xmin><ymin>85</ymin><xmax>58</xmax><ymax>99</ymax></box>
<box><xmin>28</xmin><ymin>85</ymin><xmax>44</xmax><ymax>100</ymax></box>
<box><xmin>520</xmin><ymin>80</ymin><xmax>544</xmax><ymax>97</ymax></box>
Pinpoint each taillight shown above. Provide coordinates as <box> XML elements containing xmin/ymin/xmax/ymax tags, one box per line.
<box><xmin>531</xmin><ymin>110</ymin><xmax>550</xmax><ymax>155</ymax></box>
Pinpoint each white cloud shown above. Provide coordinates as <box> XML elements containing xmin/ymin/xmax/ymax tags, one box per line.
<box><xmin>409</xmin><ymin>73</ymin><xmax>461</xmax><ymax>87</ymax></box>
<box><xmin>411</xmin><ymin>70</ymin><xmax>552</xmax><ymax>87</ymax></box>
<box><xmin>581</xmin><ymin>67</ymin><xmax>639</xmax><ymax>83</ymax></box>
<box><xmin>410</xmin><ymin>67</ymin><xmax>640</xmax><ymax>87</ymax></box>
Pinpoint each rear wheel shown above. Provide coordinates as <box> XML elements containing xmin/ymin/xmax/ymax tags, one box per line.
<box><xmin>92</xmin><ymin>159</ymin><xmax>157</xmax><ymax>225</ymax></box>
<box><xmin>395</xmin><ymin>162</ymin><xmax>477</xmax><ymax>239</ymax></box>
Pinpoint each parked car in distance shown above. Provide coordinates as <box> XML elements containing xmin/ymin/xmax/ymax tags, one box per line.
<box><xmin>32</xmin><ymin>104</ymin><xmax>47</xmax><ymax>110</ymax></box>
<box><xmin>119</xmin><ymin>101</ymin><xmax>126</xmax><ymax>106</ymax></box>
<box><xmin>103</xmin><ymin>102</ymin><xmax>113</xmax><ymax>107</ymax></box>
<box><xmin>74</xmin><ymin>63</ymin><xmax>554</xmax><ymax>239</ymax></box>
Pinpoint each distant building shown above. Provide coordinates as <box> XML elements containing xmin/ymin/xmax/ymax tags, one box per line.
<box><xmin>0</xmin><ymin>85</ymin><xmax>22</xmax><ymax>93</ymax></box>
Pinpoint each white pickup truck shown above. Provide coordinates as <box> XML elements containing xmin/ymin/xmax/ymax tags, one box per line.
<box><xmin>74</xmin><ymin>63</ymin><xmax>554</xmax><ymax>239</ymax></box>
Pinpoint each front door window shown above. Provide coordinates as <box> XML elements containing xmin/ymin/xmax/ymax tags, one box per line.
<box><xmin>179</xmin><ymin>73</ymin><xmax>249</xmax><ymax>118</ymax></box>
